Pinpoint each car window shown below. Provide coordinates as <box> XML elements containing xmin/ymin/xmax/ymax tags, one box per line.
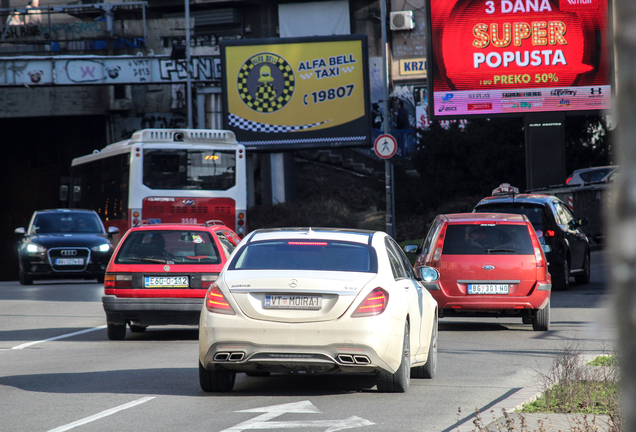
<box><xmin>115</xmin><ymin>230</ymin><xmax>222</xmax><ymax>264</ymax></box>
<box><xmin>385</xmin><ymin>238</ymin><xmax>408</xmax><ymax>280</ymax></box>
<box><xmin>230</xmin><ymin>240</ymin><xmax>378</xmax><ymax>272</ymax></box>
<box><xmin>421</xmin><ymin>216</ymin><xmax>443</xmax><ymax>255</ymax></box>
<box><xmin>442</xmin><ymin>224</ymin><xmax>533</xmax><ymax>255</ymax></box>
<box><xmin>474</xmin><ymin>203</ymin><xmax>547</xmax><ymax>226</ymax></box>
<box><xmin>33</xmin><ymin>212</ymin><xmax>103</xmax><ymax>234</ymax></box>
<box><xmin>390</xmin><ymin>238</ymin><xmax>418</xmax><ymax>280</ymax></box>
<box><xmin>553</xmin><ymin>202</ymin><xmax>572</xmax><ymax>225</ymax></box>
<box><xmin>215</xmin><ymin>231</ymin><xmax>236</xmax><ymax>259</ymax></box>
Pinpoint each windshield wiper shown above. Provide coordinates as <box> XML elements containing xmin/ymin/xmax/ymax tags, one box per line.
<box><xmin>125</xmin><ymin>257</ymin><xmax>168</xmax><ymax>263</ymax></box>
<box><xmin>486</xmin><ymin>248</ymin><xmax>516</xmax><ymax>253</ymax></box>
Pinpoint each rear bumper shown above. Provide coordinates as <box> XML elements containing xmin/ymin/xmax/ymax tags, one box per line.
<box><xmin>102</xmin><ymin>295</ymin><xmax>204</xmax><ymax>326</ymax></box>
<box><xmin>433</xmin><ymin>284</ymin><xmax>551</xmax><ymax>317</ymax></box>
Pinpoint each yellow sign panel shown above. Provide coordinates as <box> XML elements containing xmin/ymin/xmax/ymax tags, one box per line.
<box><xmin>225</xmin><ymin>39</ymin><xmax>366</xmax><ymax>134</ymax></box>
<box><xmin>399</xmin><ymin>58</ymin><xmax>427</xmax><ymax>76</ymax></box>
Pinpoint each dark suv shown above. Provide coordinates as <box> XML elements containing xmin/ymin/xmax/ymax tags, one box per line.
<box><xmin>473</xmin><ymin>184</ymin><xmax>591</xmax><ymax>290</ymax></box>
<box><xmin>15</xmin><ymin>209</ymin><xmax>119</xmax><ymax>285</ymax></box>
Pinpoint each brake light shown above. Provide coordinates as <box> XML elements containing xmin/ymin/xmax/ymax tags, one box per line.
<box><xmin>351</xmin><ymin>288</ymin><xmax>389</xmax><ymax>317</ymax></box>
<box><xmin>288</xmin><ymin>241</ymin><xmax>328</xmax><ymax>246</ymax></box>
<box><xmin>205</xmin><ymin>284</ymin><xmax>235</xmax><ymax>315</ymax></box>
<box><xmin>104</xmin><ymin>274</ymin><xmax>132</xmax><ymax>288</ymax></box>
<box><xmin>545</xmin><ymin>230</ymin><xmax>556</xmax><ymax>237</ymax></box>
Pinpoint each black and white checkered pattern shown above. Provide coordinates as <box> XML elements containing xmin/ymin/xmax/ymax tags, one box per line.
<box><xmin>228</xmin><ymin>113</ymin><xmax>330</xmax><ymax>133</ymax></box>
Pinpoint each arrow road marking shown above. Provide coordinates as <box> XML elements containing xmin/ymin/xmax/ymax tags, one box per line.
<box><xmin>220</xmin><ymin>401</ymin><xmax>374</xmax><ymax>432</ymax></box>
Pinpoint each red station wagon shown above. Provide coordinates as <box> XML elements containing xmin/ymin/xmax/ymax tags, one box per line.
<box><xmin>405</xmin><ymin>213</ymin><xmax>551</xmax><ymax>331</ymax></box>
<box><xmin>102</xmin><ymin>221</ymin><xmax>240</xmax><ymax>340</ymax></box>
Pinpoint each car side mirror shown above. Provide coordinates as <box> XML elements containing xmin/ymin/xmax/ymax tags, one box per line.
<box><xmin>108</xmin><ymin>226</ymin><xmax>120</xmax><ymax>235</ymax></box>
<box><xmin>542</xmin><ymin>244</ymin><xmax>551</xmax><ymax>254</ymax></box>
<box><xmin>418</xmin><ymin>266</ymin><xmax>440</xmax><ymax>282</ymax></box>
<box><xmin>14</xmin><ymin>227</ymin><xmax>25</xmax><ymax>236</ymax></box>
<box><xmin>404</xmin><ymin>244</ymin><xmax>419</xmax><ymax>254</ymax></box>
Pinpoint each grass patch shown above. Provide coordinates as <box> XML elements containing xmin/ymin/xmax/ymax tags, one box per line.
<box><xmin>588</xmin><ymin>355</ymin><xmax>617</xmax><ymax>367</ymax></box>
<box><xmin>521</xmin><ymin>381</ymin><xmax>619</xmax><ymax>415</ymax></box>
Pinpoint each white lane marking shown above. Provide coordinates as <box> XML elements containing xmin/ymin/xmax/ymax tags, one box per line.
<box><xmin>221</xmin><ymin>401</ymin><xmax>374</xmax><ymax>431</ymax></box>
<box><xmin>46</xmin><ymin>397</ymin><xmax>155</xmax><ymax>432</ymax></box>
<box><xmin>11</xmin><ymin>325</ymin><xmax>107</xmax><ymax>350</ymax></box>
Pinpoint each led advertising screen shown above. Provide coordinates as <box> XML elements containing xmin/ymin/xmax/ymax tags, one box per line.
<box><xmin>221</xmin><ymin>35</ymin><xmax>370</xmax><ymax>151</ymax></box>
<box><xmin>426</xmin><ymin>0</ymin><xmax>612</xmax><ymax>119</ymax></box>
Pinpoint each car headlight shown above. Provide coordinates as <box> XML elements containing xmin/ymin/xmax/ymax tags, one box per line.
<box><xmin>26</xmin><ymin>244</ymin><xmax>46</xmax><ymax>253</ymax></box>
<box><xmin>92</xmin><ymin>243</ymin><xmax>111</xmax><ymax>252</ymax></box>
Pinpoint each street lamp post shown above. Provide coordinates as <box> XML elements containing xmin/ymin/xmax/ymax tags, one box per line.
<box><xmin>185</xmin><ymin>0</ymin><xmax>193</xmax><ymax>128</ymax></box>
<box><xmin>380</xmin><ymin>0</ymin><xmax>395</xmax><ymax>238</ymax></box>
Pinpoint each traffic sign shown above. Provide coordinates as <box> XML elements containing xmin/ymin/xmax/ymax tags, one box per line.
<box><xmin>374</xmin><ymin>134</ymin><xmax>397</xmax><ymax>159</ymax></box>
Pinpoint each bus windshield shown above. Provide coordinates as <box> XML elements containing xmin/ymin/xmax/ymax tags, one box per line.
<box><xmin>143</xmin><ymin>149</ymin><xmax>236</xmax><ymax>191</ymax></box>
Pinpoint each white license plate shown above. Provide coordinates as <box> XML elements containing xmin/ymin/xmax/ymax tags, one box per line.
<box><xmin>145</xmin><ymin>276</ymin><xmax>189</xmax><ymax>288</ymax></box>
<box><xmin>55</xmin><ymin>258</ymin><xmax>84</xmax><ymax>265</ymax></box>
<box><xmin>468</xmin><ymin>284</ymin><xmax>509</xmax><ymax>294</ymax></box>
<box><xmin>264</xmin><ymin>295</ymin><xmax>322</xmax><ymax>310</ymax></box>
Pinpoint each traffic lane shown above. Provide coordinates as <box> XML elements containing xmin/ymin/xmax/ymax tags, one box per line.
<box><xmin>0</xmin><ymin>281</ymin><xmax>105</xmax><ymax>349</ymax></box>
<box><xmin>0</xmin><ymin>279</ymin><xmax>104</xmax><ymax>302</ymax></box>
<box><xmin>0</xmin><ymin>251</ymin><xmax>617</xmax><ymax>432</ymax></box>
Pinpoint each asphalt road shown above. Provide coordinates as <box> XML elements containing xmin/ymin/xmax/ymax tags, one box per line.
<box><xmin>0</xmin><ymin>250</ymin><xmax>617</xmax><ymax>432</ymax></box>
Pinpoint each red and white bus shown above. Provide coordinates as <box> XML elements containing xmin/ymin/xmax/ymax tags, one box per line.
<box><xmin>69</xmin><ymin>129</ymin><xmax>247</xmax><ymax>241</ymax></box>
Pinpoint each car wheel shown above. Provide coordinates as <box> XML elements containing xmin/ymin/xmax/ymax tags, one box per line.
<box><xmin>129</xmin><ymin>325</ymin><xmax>147</xmax><ymax>333</ymax></box>
<box><xmin>412</xmin><ymin>314</ymin><xmax>437</xmax><ymax>379</ymax></box>
<box><xmin>377</xmin><ymin>322</ymin><xmax>410</xmax><ymax>393</ymax></box>
<box><xmin>553</xmin><ymin>259</ymin><xmax>570</xmax><ymax>291</ymax></box>
<box><xmin>19</xmin><ymin>268</ymin><xmax>33</xmax><ymax>286</ymax></box>
<box><xmin>199</xmin><ymin>361</ymin><xmax>236</xmax><ymax>392</ymax></box>
<box><xmin>533</xmin><ymin>300</ymin><xmax>550</xmax><ymax>331</ymax></box>
<box><xmin>107</xmin><ymin>323</ymin><xmax>126</xmax><ymax>340</ymax></box>
<box><xmin>574</xmin><ymin>251</ymin><xmax>591</xmax><ymax>284</ymax></box>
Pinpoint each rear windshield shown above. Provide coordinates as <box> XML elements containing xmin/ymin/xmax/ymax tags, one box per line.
<box><xmin>115</xmin><ymin>230</ymin><xmax>222</xmax><ymax>264</ymax></box>
<box><xmin>230</xmin><ymin>240</ymin><xmax>378</xmax><ymax>272</ymax></box>
<box><xmin>474</xmin><ymin>203</ymin><xmax>547</xmax><ymax>226</ymax></box>
<box><xmin>443</xmin><ymin>224</ymin><xmax>533</xmax><ymax>255</ymax></box>
<box><xmin>33</xmin><ymin>212</ymin><xmax>103</xmax><ymax>234</ymax></box>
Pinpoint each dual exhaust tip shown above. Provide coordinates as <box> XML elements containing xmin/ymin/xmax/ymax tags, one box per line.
<box><xmin>214</xmin><ymin>352</ymin><xmax>245</xmax><ymax>362</ymax></box>
<box><xmin>337</xmin><ymin>354</ymin><xmax>371</xmax><ymax>365</ymax></box>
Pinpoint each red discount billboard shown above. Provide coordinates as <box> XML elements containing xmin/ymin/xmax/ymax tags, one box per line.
<box><xmin>426</xmin><ymin>0</ymin><xmax>612</xmax><ymax>119</ymax></box>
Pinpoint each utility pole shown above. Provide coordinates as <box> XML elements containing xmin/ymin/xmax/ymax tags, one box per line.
<box><xmin>608</xmin><ymin>0</ymin><xmax>636</xmax><ymax>430</ymax></box>
<box><xmin>185</xmin><ymin>0</ymin><xmax>193</xmax><ymax>128</ymax></box>
<box><xmin>380</xmin><ymin>0</ymin><xmax>395</xmax><ymax>238</ymax></box>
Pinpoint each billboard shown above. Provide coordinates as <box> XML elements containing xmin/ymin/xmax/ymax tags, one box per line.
<box><xmin>426</xmin><ymin>0</ymin><xmax>612</xmax><ymax>119</ymax></box>
<box><xmin>221</xmin><ymin>35</ymin><xmax>370</xmax><ymax>151</ymax></box>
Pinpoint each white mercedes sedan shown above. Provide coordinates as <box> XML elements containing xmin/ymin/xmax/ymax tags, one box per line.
<box><xmin>198</xmin><ymin>228</ymin><xmax>439</xmax><ymax>393</ymax></box>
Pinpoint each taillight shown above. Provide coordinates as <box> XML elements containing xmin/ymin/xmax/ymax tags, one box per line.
<box><xmin>527</xmin><ymin>225</ymin><xmax>546</xmax><ymax>268</ymax></box>
<box><xmin>104</xmin><ymin>274</ymin><xmax>132</xmax><ymax>288</ymax></box>
<box><xmin>205</xmin><ymin>284</ymin><xmax>235</xmax><ymax>315</ymax></box>
<box><xmin>351</xmin><ymin>288</ymin><xmax>389</xmax><ymax>317</ymax></box>
<box><xmin>431</xmin><ymin>225</ymin><xmax>447</xmax><ymax>268</ymax></box>
<box><xmin>201</xmin><ymin>274</ymin><xmax>218</xmax><ymax>289</ymax></box>
<box><xmin>545</xmin><ymin>230</ymin><xmax>556</xmax><ymax>237</ymax></box>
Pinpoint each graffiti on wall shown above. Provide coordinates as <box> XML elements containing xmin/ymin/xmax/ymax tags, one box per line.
<box><xmin>0</xmin><ymin>55</ymin><xmax>221</xmax><ymax>86</ymax></box>
<box><xmin>113</xmin><ymin>113</ymin><xmax>187</xmax><ymax>141</ymax></box>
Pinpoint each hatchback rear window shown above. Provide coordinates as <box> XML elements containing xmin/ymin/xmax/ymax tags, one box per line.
<box><xmin>230</xmin><ymin>240</ymin><xmax>378</xmax><ymax>272</ymax></box>
<box><xmin>474</xmin><ymin>204</ymin><xmax>547</xmax><ymax>226</ymax></box>
<box><xmin>115</xmin><ymin>230</ymin><xmax>222</xmax><ymax>264</ymax></box>
<box><xmin>442</xmin><ymin>224</ymin><xmax>533</xmax><ymax>255</ymax></box>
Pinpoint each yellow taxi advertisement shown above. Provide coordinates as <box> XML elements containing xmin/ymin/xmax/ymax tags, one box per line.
<box><xmin>221</xmin><ymin>35</ymin><xmax>371</xmax><ymax>151</ymax></box>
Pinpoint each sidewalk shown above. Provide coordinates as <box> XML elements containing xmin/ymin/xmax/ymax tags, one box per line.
<box><xmin>451</xmin><ymin>384</ymin><xmax>613</xmax><ymax>432</ymax></box>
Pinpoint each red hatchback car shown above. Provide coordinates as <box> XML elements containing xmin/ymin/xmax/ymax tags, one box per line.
<box><xmin>405</xmin><ymin>213</ymin><xmax>551</xmax><ymax>331</ymax></box>
<box><xmin>102</xmin><ymin>221</ymin><xmax>240</xmax><ymax>340</ymax></box>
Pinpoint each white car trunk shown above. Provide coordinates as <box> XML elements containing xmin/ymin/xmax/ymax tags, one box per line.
<box><xmin>224</xmin><ymin>270</ymin><xmax>377</xmax><ymax>323</ymax></box>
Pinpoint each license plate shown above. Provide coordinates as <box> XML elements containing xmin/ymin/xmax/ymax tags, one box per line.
<box><xmin>468</xmin><ymin>284</ymin><xmax>509</xmax><ymax>294</ymax></box>
<box><xmin>145</xmin><ymin>276</ymin><xmax>189</xmax><ymax>288</ymax></box>
<box><xmin>264</xmin><ymin>295</ymin><xmax>322</xmax><ymax>310</ymax></box>
<box><xmin>55</xmin><ymin>258</ymin><xmax>84</xmax><ymax>265</ymax></box>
